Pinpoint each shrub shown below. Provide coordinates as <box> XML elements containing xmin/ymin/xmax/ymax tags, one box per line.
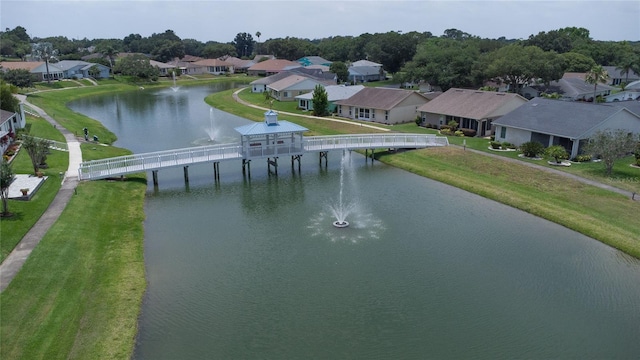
<box><xmin>520</xmin><ymin>141</ymin><xmax>545</xmax><ymax>158</ymax></box>
<box><xmin>440</xmin><ymin>124</ymin><xmax>452</xmax><ymax>131</ymax></box>
<box><xmin>459</xmin><ymin>128</ymin><xmax>476</xmax><ymax>137</ymax></box>
<box><xmin>448</xmin><ymin>120</ymin><xmax>458</xmax><ymax>130</ymax></box>
<box><xmin>490</xmin><ymin>141</ymin><xmax>502</xmax><ymax>149</ymax></box>
<box><xmin>501</xmin><ymin>141</ymin><xmax>512</xmax><ymax>149</ymax></box>
<box><xmin>573</xmin><ymin>154</ymin><xmax>592</xmax><ymax>162</ymax></box>
<box><xmin>454</xmin><ymin>130</ymin><xmax>464</xmax><ymax>137</ymax></box>
<box><xmin>635</xmin><ymin>142</ymin><xmax>640</xmax><ymax>165</ymax></box>
<box><xmin>440</xmin><ymin>128</ymin><xmax>453</xmax><ymax>136</ymax></box>
<box><xmin>545</xmin><ymin>145</ymin><xmax>569</xmax><ymax>163</ymax></box>
<box><xmin>415</xmin><ymin>115</ymin><xmax>422</xmax><ymax>126</ymax></box>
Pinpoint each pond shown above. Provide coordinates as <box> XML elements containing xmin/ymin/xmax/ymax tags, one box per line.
<box><xmin>69</xmin><ymin>84</ymin><xmax>640</xmax><ymax>359</ymax></box>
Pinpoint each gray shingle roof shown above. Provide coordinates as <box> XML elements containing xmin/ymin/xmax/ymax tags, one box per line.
<box><xmin>492</xmin><ymin>97</ymin><xmax>638</xmax><ymax>139</ymax></box>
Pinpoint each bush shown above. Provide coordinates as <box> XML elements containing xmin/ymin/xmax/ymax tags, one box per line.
<box><xmin>501</xmin><ymin>141</ymin><xmax>512</xmax><ymax>149</ymax></box>
<box><xmin>440</xmin><ymin>128</ymin><xmax>453</xmax><ymax>136</ymax></box>
<box><xmin>545</xmin><ymin>145</ymin><xmax>569</xmax><ymax>163</ymax></box>
<box><xmin>447</xmin><ymin>120</ymin><xmax>458</xmax><ymax>130</ymax></box>
<box><xmin>459</xmin><ymin>128</ymin><xmax>476</xmax><ymax>137</ymax></box>
<box><xmin>415</xmin><ymin>115</ymin><xmax>422</xmax><ymax>126</ymax></box>
<box><xmin>520</xmin><ymin>141</ymin><xmax>545</xmax><ymax>158</ymax></box>
<box><xmin>490</xmin><ymin>141</ymin><xmax>502</xmax><ymax>149</ymax></box>
<box><xmin>440</xmin><ymin>124</ymin><xmax>452</xmax><ymax>131</ymax></box>
<box><xmin>573</xmin><ymin>154</ymin><xmax>592</xmax><ymax>162</ymax></box>
<box><xmin>454</xmin><ymin>130</ymin><xmax>464</xmax><ymax>137</ymax></box>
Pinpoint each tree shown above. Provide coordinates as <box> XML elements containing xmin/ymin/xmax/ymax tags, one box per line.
<box><xmin>1</xmin><ymin>81</ymin><xmax>21</xmax><ymax>112</ymax></box>
<box><xmin>31</xmin><ymin>42</ymin><xmax>58</xmax><ymax>84</ymax></box>
<box><xmin>255</xmin><ymin>31</ymin><xmax>262</xmax><ymax>54</ymax></box>
<box><xmin>485</xmin><ymin>45</ymin><xmax>551</xmax><ymax>93</ymax></box>
<box><xmin>585</xmin><ymin>65</ymin><xmax>609</xmax><ymax>103</ymax></box>
<box><xmin>234</xmin><ymin>32</ymin><xmax>254</xmax><ymax>58</ymax></box>
<box><xmin>584</xmin><ymin>129</ymin><xmax>639</xmax><ymax>175</ymax></box>
<box><xmin>311</xmin><ymin>85</ymin><xmax>329</xmax><ymax>117</ymax></box>
<box><xmin>3</xmin><ymin>68</ymin><xmax>34</xmax><ymax>88</ymax></box>
<box><xmin>329</xmin><ymin>61</ymin><xmax>349</xmax><ymax>83</ymax></box>
<box><xmin>559</xmin><ymin>52</ymin><xmax>596</xmax><ymax>72</ymax></box>
<box><xmin>202</xmin><ymin>42</ymin><xmax>236</xmax><ymax>59</ymax></box>
<box><xmin>113</xmin><ymin>54</ymin><xmax>160</xmax><ymax>80</ymax></box>
<box><xmin>22</xmin><ymin>136</ymin><xmax>50</xmax><ymax>175</ymax></box>
<box><xmin>0</xmin><ymin>159</ymin><xmax>13</xmax><ymax>217</ymax></box>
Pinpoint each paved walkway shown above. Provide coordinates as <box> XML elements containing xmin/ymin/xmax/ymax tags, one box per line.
<box><xmin>0</xmin><ymin>95</ymin><xmax>83</xmax><ymax>292</ymax></box>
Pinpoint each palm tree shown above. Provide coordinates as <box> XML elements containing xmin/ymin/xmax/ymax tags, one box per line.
<box><xmin>31</xmin><ymin>42</ymin><xmax>58</xmax><ymax>84</ymax></box>
<box><xmin>615</xmin><ymin>55</ymin><xmax>639</xmax><ymax>85</ymax></box>
<box><xmin>255</xmin><ymin>31</ymin><xmax>261</xmax><ymax>55</ymax></box>
<box><xmin>584</xmin><ymin>65</ymin><xmax>609</xmax><ymax>103</ymax></box>
<box><xmin>103</xmin><ymin>46</ymin><xmax>118</xmax><ymax>72</ymax></box>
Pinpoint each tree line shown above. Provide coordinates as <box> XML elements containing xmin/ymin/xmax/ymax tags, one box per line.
<box><xmin>1</xmin><ymin>26</ymin><xmax>639</xmax><ymax>91</ymax></box>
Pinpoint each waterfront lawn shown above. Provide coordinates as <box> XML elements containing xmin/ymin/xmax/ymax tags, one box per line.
<box><xmin>378</xmin><ymin>147</ymin><xmax>640</xmax><ymax>258</ymax></box>
<box><xmin>0</xmin><ymin>172</ymin><xmax>147</xmax><ymax>360</ymax></box>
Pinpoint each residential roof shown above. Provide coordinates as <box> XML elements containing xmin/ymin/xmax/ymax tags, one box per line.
<box><xmin>267</xmin><ymin>75</ymin><xmax>320</xmax><ymax>92</ymax></box>
<box><xmin>192</xmin><ymin>58</ymin><xmax>233</xmax><ymax>67</ymax></box>
<box><xmin>603</xmin><ymin>66</ymin><xmax>640</xmax><ymax>80</ymax></box>
<box><xmin>0</xmin><ymin>61</ymin><xmax>45</xmax><ymax>71</ymax></box>
<box><xmin>335</xmin><ymin>87</ymin><xmax>426</xmax><ymax>110</ymax></box>
<box><xmin>492</xmin><ymin>97</ymin><xmax>639</xmax><ymax>139</ymax></box>
<box><xmin>351</xmin><ymin>60</ymin><xmax>382</xmax><ymax>67</ymax></box>
<box><xmin>417</xmin><ymin>88</ymin><xmax>528</xmax><ymax>120</ymax></box>
<box><xmin>611</xmin><ymin>100</ymin><xmax>640</xmax><ymax>116</ymax></box>
<box><xmin>537</xmin><ymin>77</ymin><xmax>615</xmax><ymax>99</ymax></box>
<box><xmin>218</xmin><ymin>56</ymin><xmax>253</xmax><ymax>69</ymax></box>
<box><xmin>295</xmin><ymin>85</ymin><xmax>365</xmax><ymax>101</ymax></box>
<box><xmin>298</xmin><ymin>56</ymin><xmax>332</xmax><ymax>67</ymax></box>
<box><xmin>251</xmin><ymin>68</ymin><xmax>334</xmax><ymax>85</ymax></box>
<box><xmin>149</xmin><ymin>60</ymin><xmax>175</xmax><ymax>69</ymax></box>
<box><xmin>1</xmin><ymin>109</ymin><xmax>16</xmax><ymax>124</ymax></box>
<box><xmin>248</xmin><ymin>59</ymin><xmax>301</xmax><ymax>72</ymax></box>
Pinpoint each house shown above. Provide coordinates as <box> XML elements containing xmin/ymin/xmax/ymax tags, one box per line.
<box><xmin>250</xmin><ymin>68</ymin><xmax>335</xmax><ymax>93</ymax></box>
<box><xmin>351</xmin><ymin>60</ymin><xmax>383</xmax><ymax>68</ymax></box>
<box><xmin>149</xmin><ymin>60</ymin><xmax>176</xmax><ymax>76</ymax></box>
<box><xmin>267</xmin><ymin>75</ymin><xmax>325</xmax><ymax>102</ymax></box>
<box><xmin>417</xmin><ymin>88</ymin><xmax>528</xmax><ymax>137</ymax></box>
<box><xmin>167</xmin><ymin>56</ymin><xmax>205</xmax><ymax>75</ymax></box>
<box><xmin>335</xmin><ymin>87</ymin><xmax>429</xmax><ymax>124</ymax></box>
<box><xmin>603</xmin><ymin>66</ymin><xmax>640</xmax><ymax>86</ymax></box>
<box><xmin>218</xmin><ymin>56</ymin><xmax>253</xmax><ymax>73</ymax></box>
<box><xmin>192</xmin><ymin>59</ymin><xmax>234</xmax><ymax>75</ymax></box>
<box><xmin>247</xmin><ymin>59</ymin><xmax>301</xmax><ymax>77</ymax></box>
<box><xmin>0</xmin><ymin>61</ymin><xmax>64</xmax><ymax>81</ymax></box>
<box><xmin>348</xmin><ymin>66</ymin><xmax>385</xmax><ymax>83</ymax></box>
<box><xmin>605</xmin><ymin>79</ymin><xmax>640</xmax><ymax>102</ymax></box>
<box><xmin>297</xmin><ymin>56</ymin><xmax>332</xmax><ymax>67</ymax></box>
<box><xmin>521</xmin><ymin>75</ymin><xmax>615</xmax><ymax>101</ymax></box>
<box><xmin>295</xmin><ymin>84</ymin><xmax>365</xmax><ymax>112</ymax></box>
<box><xmin>55</xmin><ymin>60</ymin><xmax>110</xmax><ymax>79</ymax></box>
<box><xmin>1</xmin><ymin>108</ymin><xmax>25</xmax><ymax>155</ymax></box>
<box><xmin>492</xmin><ymin>97</ymin><xmax>640</xmax><ymax>159</ymax></box>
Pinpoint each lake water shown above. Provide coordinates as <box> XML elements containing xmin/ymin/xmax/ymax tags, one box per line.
<box><xmin>69</xmin><ymin>85</ymin><xmax>640</xmax><ymax>359</ymax></box>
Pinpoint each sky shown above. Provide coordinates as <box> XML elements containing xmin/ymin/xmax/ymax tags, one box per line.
<box><xmin>2</xmin><ymin>0</ymin><xmax>639</xmax><ymax>43</ymax></box>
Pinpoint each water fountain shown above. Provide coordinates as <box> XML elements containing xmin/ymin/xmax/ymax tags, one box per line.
<box><xmin>204</xmin><ymin>108</ymin><xmax>219</xmax><ymax>142</ymax></box>
<box><xmin>170</xmin><ymin>72</ymin><xmax>180</xmax><ymax>92</ymax></box>
<box><xmin>330</xmin><ymin>151</ymin><xmax>356</xmax><ymax>228</ymax></box>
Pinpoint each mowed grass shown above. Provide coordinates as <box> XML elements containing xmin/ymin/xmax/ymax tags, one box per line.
<box><xmin>378</xmin><ymin>147</ymin><xmax>640</xmax><ymax>258</ymax></box>
<box><xmin>0</xmin><ymin>174</ymin><xmax>147</xmax><ymax>360</ymax></box>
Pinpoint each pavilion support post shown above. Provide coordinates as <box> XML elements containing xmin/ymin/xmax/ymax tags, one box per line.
<box><xmin>319</xmin><ymin>151</ymin><xmax>328</xmax><ymax>167</ymax></box>
<box><xmin>242</xmin><ymin>159</ymin><xmax>251</xmax><ymax>177</ymax></box>
<box><xmin>291</xmin><ymin>155</ymin><xmax>301</xmax><ymax>172</ymax></box>
<box><xmin>268</xmin><ymin>157</ymin><xmax>278</xmax><ymax>176</ymax></box>
<box><xmin>213</xmin><ymin>162</ymin><xmax>220</xmax><ymax>181</ymax></box>
<box><xmin>183</xmin><ymin>166</ymin><xmax>189</xmax><ymax>184</ymax></box>
<box><xmin>152</xmin><ymin>170</ymin><xmax>158</xmax><ymax>186</ymax></box>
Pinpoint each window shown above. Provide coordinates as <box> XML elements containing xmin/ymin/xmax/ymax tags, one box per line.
<box><xmin>500</xmin><ymin>126</ymin><xmax>506</xmax><ymax>138</ymax></box>
<box><xmin>359</xmin><ymin>108</ymin><xmax>371</xmax><ymax>119</ymax></box>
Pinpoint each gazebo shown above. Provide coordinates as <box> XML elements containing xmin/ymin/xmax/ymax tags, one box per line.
<box><xmin>234</xmin><ymin>110</ymin><xmax>308</xmax><ymax>174</ymax></box>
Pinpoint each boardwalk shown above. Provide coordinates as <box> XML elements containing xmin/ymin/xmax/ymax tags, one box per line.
<box><xmin>78</xmin><ymin>133</ymin><xmax>449</xmax><ymax>180</ymax></box>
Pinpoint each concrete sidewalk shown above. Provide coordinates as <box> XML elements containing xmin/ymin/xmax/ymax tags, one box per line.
<box><xmin>0</xmin><ymin>96</ymin><xmax>83</xmax><ymax>292</ymax></box>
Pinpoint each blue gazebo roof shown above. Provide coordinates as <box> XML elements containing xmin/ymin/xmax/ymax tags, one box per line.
<box><xmin>235</xmin><ymin>120</ymin><xmax>308</xmax><ymax>136</ymax></box>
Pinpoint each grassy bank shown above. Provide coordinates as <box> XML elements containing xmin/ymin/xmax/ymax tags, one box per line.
<box><xmin>207</xmin><ymin>88</ymin><xmax>640</xmax><ymax>259</ymax></box>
